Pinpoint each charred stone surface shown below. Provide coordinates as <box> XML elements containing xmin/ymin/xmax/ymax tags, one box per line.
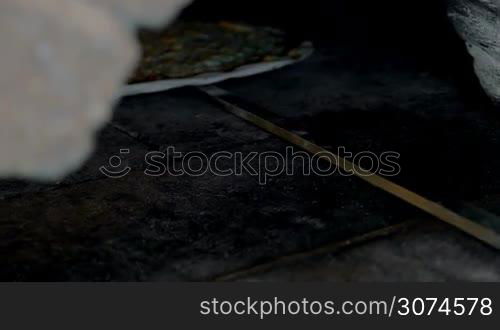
<box><xmin>1</xmin><ymin>46</ymin><xmax>500</xmax><ymax>281</ymax></box>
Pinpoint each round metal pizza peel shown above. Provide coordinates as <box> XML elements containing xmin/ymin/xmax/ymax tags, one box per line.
<box><xmin>120</xmin><ymin>41</ymin><xmax>314</xmax><ymax>97</ymax></box>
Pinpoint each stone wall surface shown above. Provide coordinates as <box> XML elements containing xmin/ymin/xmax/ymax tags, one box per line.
<box><xmin>449</xmin><ymin>0</ymin><xmax>500</xmax><ymax>103</ymax></box>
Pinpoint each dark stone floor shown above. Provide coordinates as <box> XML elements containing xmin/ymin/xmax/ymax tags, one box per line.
<box><xmin>1</xmin><ymin>43</ymin><xmax>500</xmax><ymax>281</ymax></box>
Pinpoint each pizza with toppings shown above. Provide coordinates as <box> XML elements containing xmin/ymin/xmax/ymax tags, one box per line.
<box><xmin>129</xmin><ymin>21</ymin><xmax>307</xmax><ymax>84</ymax></box>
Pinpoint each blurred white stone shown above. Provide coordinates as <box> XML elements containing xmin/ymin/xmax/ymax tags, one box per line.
<box><xmin>0</xmin><ymin>0</ymin><xmax>138</xmax><ymax>180</ymax></box>
<box><xmin>82</xmin><ymin>0</ymin><xmax>193</xmax><ymax>27</ymax></box>
<box><xmin>449</xmin><ymin>0</ymin><xmax>500</xmax><ymax>103</ymax></box>
<box><xmin>0</xmin><ymin>0</ymin><xmax>192</xmax><ymax>181</ymax></box>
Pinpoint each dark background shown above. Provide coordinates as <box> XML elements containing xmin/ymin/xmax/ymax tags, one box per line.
<box><xmin>182</xmin><ymin>0</ymin><xmax>452</xmax><ymax>45</ymax></box>
<box><xmin>180</xmin><ymin>0</ymin><xmax>485</xmax><ymax>103</ymax></box>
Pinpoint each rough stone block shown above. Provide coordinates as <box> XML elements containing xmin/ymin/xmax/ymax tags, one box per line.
<box><xmin>449</xmin><ymin>0</ymin><xmax>500</xmax><ymax>103</ymax></box>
